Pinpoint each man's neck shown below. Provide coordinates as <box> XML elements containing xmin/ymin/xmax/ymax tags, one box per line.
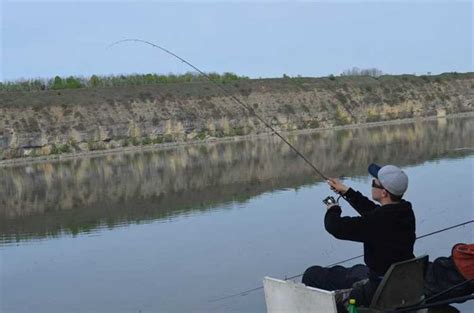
<box><xmin>380</xmin><ymin>198</ymin><xmax>400</xmax><ymax>206</ymax></box>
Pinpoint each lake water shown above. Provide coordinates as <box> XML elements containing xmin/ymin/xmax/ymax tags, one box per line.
<box><xmin>1</xmin><ymin>116</ymin><xmax>473</xmax><ymax>313</ymax></box>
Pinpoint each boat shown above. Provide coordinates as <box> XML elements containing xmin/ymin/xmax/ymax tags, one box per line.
<box><xmin>263</xmin><ymin>255</ymin><xmax>473</xmax><ymax>313</ymax></box>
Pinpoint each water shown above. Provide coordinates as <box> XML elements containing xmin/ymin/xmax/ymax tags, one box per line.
<box><xmin>1</xmin><ymin>116</ymin><xmax>473</xmax><ymax>313</ymax></box>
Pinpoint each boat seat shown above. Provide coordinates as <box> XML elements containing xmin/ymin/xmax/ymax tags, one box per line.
<box><xmin>359</xmin><ymin>255</ymin><xmax>429</xmax><ymax>313</ymax></box>
<box><xmin>263</xmin><ymin>255</ymin><xmax>429</xmax><ymax>313</ymax></box>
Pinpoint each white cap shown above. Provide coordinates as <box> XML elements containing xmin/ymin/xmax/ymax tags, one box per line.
<box><xmin>368</xmin><ymin>163</ymin><xmax>408</xmax><ymax>196</ymax></box>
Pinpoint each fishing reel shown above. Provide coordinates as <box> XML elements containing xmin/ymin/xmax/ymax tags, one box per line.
<box><xmin>322</xmin><ymin>196</ymin><xmax>338</xmax><ymax>206</ymax></box>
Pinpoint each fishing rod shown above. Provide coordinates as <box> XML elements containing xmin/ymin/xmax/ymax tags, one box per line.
<box><xmin>209</xmin><ymin>219</ymin><xmax>474</xmax><ymax>302</ymax></box>
<box><xmin>108</xmin><ymin>39</ymin><xmax>470</xmax><ymax>303</ymax></box>
<box><xmin>108</xmin><ymin>38</ymin><xmax>328</xmax><ymax>180</ymax></box>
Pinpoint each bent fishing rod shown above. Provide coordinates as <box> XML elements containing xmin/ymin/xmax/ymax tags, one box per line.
<box><xmin>209</xmin><ymin>219</ymin><xmax>474</xmax><ymax>302</ymax></box>
<box><xmin>109</xmin><ymin>40</ymin><xmax>473</xmax><ymax>304</ymax></box>
<box><xmin>108</xmin><ymin>38</ymin><xmax>328</xmax><ymax>180</ymax></box>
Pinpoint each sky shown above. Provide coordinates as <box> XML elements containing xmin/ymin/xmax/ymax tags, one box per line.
<box><xmin>1</xmin><ymin>0</ymin><xmax>472</xmax><ymax>81</ymax></box>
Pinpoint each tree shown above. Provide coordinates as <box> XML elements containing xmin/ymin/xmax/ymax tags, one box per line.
<box><xmin>90</xmin><ymin>75</ymin><xmax>100</xmax><ymax>87</ymax></box>
<box><xmin>341</xmin><ymin>67</ymin><xmax>383</xmax><ymax>77</ymax></box>
<box><xmin>65</xmin><ymin>76</ymin><xmax>82</xmax><ymax>89</ymax></box>
<box><xmin>51</xmin><ymin>76</ymin><xmax>64</xmax><ymax>89</ymax></box>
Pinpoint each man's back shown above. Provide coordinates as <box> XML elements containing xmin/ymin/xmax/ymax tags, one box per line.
<box><xmin>324</xmin><ymin>188</ymin><xmax>416</xmax><ymax>276</ymax></box>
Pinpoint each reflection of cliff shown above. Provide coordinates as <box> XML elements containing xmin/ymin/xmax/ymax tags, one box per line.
<box><xmin>1</xmin><ymin>116</ymin><xmax>473</xmax><ymax>242</ymax></box>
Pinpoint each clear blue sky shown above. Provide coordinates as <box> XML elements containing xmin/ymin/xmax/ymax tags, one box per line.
<box><xmin>1</xmin><ymin>1</ymin><xmax>472</xmax><ymax>81</ymax></box>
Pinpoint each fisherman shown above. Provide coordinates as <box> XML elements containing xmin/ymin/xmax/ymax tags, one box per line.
<box><xmin>302</xmin><ymin>163</ymin><xmax>416</xmax><ymax>312</ymax></box>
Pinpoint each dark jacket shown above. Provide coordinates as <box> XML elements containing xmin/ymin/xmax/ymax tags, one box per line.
<box><xmin>324</xmin><ymin>188</ymin><xmax>416</xmax><ymax>277</ymax></box>
<box><xmin>424</xmin><ymin>256</ymin><xmax>473</xmax><ymax>300</ymax></box>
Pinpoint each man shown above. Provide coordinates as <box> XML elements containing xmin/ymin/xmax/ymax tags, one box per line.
<box><xmin>302</xmin><ymin>163</ymin><xmax>416</xmax><ymax>311</ymax></box>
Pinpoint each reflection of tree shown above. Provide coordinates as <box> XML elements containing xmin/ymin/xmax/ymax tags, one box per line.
<box><xmin>1</xmin><ymin>117</ymin><xmax>473</xmax><ymax>242</ymax></box>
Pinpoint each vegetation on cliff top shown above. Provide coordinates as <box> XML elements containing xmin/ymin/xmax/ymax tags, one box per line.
<box><xmin>0</xmin><ymin>72</ymin><xmax>248</xmax><ymax>92</ymax></box>
<box><xmin>1</xmin><ymin>70</ymin><xmax>471</xmax><ymax>93</ymax></box>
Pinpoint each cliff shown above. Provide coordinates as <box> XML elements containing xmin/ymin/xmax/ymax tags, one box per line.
<box><xmin>0</xmin><ymin>72</ymin><xmax>472</xmax><ymax>160</ymax></box>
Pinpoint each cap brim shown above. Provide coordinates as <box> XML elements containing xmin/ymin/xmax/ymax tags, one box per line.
<box><xmin>368</xmin><ymin>163</ymin><xmax>381</xmax><ymax>178</ymax></box>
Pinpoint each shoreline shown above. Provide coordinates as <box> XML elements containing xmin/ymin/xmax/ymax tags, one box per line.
<box><xmin>1</xmin><ymin>111</ymin><xmax>473</xmax><ymax>167</ymax></box>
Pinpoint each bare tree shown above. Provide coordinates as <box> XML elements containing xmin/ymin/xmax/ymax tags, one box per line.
<box><xmin>341</xmin><ymin>67</ymin><xmax>383</xmax><ymax>77</ymax></box>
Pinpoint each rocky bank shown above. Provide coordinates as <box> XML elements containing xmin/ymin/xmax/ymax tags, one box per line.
<box><xmin>0</xmin><ymin>73</ymin><xmax>472</xmax><ymax>160</ymax></box>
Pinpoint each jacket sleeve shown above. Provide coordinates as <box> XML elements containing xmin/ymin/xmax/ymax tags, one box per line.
<box><xmin>324</xmin><ymin>206</ymin><xmax>373</xmax><ymax>242</ymax></box>
<box><xmin>343</xmin><ymin>188</ymin><xmax>379</xmax><ymax>216</ymax></box>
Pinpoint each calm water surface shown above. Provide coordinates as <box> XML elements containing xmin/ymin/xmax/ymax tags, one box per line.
<box><xmin>1</xmin><ymin>116</ymin><xmax>473</xmax><ymax>313</ymax></box>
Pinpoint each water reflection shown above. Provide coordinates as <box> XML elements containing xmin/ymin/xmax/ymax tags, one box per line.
<box><xmin>1</xmin><ymin>116</ymin><xmax>473</xmax><ymax>243</ymax></box>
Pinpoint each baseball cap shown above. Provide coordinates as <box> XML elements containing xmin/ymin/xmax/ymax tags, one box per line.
<box><xmin>368</xmin><ymin>163</ymin><xmax>408</xmax><ymax>196</ymax></box>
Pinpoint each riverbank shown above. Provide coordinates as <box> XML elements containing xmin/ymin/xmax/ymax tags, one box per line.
<box><xmin>1</xmin><ymin>111</ymin><xmax>472</xmax><ymax>167</ymax></box>
<box><xmin>1</xmin><ymin>73</ymin><xmax>472</xmax><ymax>162</ymax></box>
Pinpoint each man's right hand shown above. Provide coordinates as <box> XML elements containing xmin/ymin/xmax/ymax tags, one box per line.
<box><xmin>327</xmin><ymin>178</ymin><xmax>349</xmax><ymax>195</ymax></box>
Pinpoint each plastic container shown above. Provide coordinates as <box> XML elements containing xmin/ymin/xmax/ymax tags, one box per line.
<box><xmin>348</xmin><ymin>298</ymin><xmax>358</xmax><ymax>313</ymax></box>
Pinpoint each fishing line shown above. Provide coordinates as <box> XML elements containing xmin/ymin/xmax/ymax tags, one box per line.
<box><xmin>208</xmin><ymin>219</ymin><xmax>474</xmax><ymax>302</ymax></box>
<box><xmin>108</xmin><ymin>38</ymin><xmax>328</xmax><ymax>180</ymax></box>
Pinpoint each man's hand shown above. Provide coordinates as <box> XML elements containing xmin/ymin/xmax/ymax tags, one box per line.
<box><xmin>327</xmin><ymin>178</ymin><xmax>349</xmax><ymax>195</ymax></box>
<box><xmin>326</xmin><ymin>203</ymin><xmax>339</xmax><ymax>210</ymax></box>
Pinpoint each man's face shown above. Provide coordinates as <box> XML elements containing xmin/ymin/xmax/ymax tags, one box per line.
<box><xmin>371</xmin><ymin>178</ymin><xmax>384</xmax><ymax>202</ymax></box>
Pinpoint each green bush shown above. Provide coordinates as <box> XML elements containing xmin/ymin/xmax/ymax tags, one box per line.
<box><xmin>65</xmin><ymin>76</ymin><xmax>82</xmax><ymax>89</ymax></box>
<box><xmin>141</xmin><ymin>137</ymin><xmax>152</xmax><ymax>145</ymax></box>
<box><xmin>51</xmin><ymin>76</ymin><xmax>64</xmax><ymax>90</ymax></box>
<box><xmin>152</xmin><ymin>136</ymin><xmax>164</xmax><ymax>144</ymax></box>
<box><xmin>197</xmin><ymin>130</ymin><xmax>207</xmax><ymax>140</ymax></box>
<box><xmin>0</xmin><ymin>72</ymin><xmax>249</xmax><ymax>92</ymax></box>
<box><xmin>50</xmin><ymin>143</ymin><xmax>72</xmax><ymax>154</ymax></box>
<box><xmin>131</xmin><ymin>137</ymin><xmax>141</xmax><ymax>146</ymax></box>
